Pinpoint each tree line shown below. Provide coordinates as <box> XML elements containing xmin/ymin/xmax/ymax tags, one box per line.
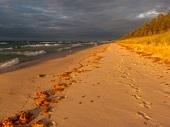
<box><xmin>123</xmin><ymin>12</ymin><xmax>170</xmax><ymax>39</ymax></box>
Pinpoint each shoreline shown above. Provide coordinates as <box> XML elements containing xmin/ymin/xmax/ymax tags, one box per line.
<box><xmin>0</xmin><ymin>45</ymin><xmax>94</xmax><ymax>74</ymax></box>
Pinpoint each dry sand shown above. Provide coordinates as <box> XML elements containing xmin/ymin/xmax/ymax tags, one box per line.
<box><xmin>0</xmin><ymin>43</ymin><xmax>170</xmax><ymax>127</ymax></box>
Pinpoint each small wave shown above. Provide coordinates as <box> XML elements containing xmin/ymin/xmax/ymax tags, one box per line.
<box><xmin>0</xmin><ymin>50</ymin><xmax>47</xmax><ymax>56</ymax></box>
<box><xmin>12</xmin><ymin>50</ymin><xmax>47</xmax><ymax>56</ymax></box>
<box><xmin>0</xmin><ymin>58</ymin><xmax>20</xmax><ymax>69</ymax></box>
<box><xmin>71</xmin><ymin>44</ymin><xmax>83</xmax><ymax>48</ymax></box>
<box><xmin>0</xmin><ymin>47</ymin><xmax>13</xmax><ymax>51</ymax></box>
<box><xmin>22</xmin><ymin>43</ymin><xmax>60</xmax><ymax>48</ymax></box>
<box><xmin>22</xmin><ymin>50</ymin><xmax>47</xmax><ymax>56</ymax></box>
<box><xmin>57</xmin><ymin>41</ymin><xmax>65</xmax><ymax>44</ymax></box>
<box><xmin>40</xmin><ymin>42</ymin><xmax>56</xmax><ymax>44</ymax></box>
<box><xmin>56</xmin><ymin>44</ymin><xmax>82</xmax><ymax>51</ymax></box>
<box><xmin>0</xmin><ymin>42</ymin><xmax>8</xmax><ymax>45</ymax></box>
<box><xmin>57</xmin><ymin>48</ymin><xmax>64</xmax><ymax>52</ymax></box>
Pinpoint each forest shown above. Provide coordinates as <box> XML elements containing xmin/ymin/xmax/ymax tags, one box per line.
<box><xmin>123</xmin><ymin>12</ymin><xmax>170</xmax><ymax>38</ymax></box>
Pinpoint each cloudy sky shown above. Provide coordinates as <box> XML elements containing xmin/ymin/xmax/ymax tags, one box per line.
<box><xmin>0</xmin><ymin>0</ymin><xmax>169</xmax><ymax>41</ymax></box>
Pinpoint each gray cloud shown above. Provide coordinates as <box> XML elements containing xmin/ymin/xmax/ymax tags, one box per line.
<box><xmin>0</xmin><ymin>0</ymin><xmax>169</xmax><ymax>41</ymax></box>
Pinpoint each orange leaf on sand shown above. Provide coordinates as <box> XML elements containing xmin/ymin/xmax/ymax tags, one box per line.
<box><xmin>31</xmin><ymin>120</ymin><xmax>47</xmax><ymax>127</ymax></box>
<box><xmin>53</xmin><ymin>85</ymin><xmax>64</xmax><ymax>92</ymax></box>
<box><xmin>35</xmin><ymin>97</ymin><xmax>49</xmax><ymax>107</ymax></box>
<box><xmin>58</xmin><ymin>72</ymin><xmax>72</xmax><ymax>80</ymax></box>
<box><xmin>18</xmin><ymin>111</ymin><xmax>32</xmax><ymax>124</ymax></box>
<box><xmin>41</xmin><ymin>105</ymin><xmax>50</xmax><ymax>113</ymax></box>
<box><xmin>35</xmin><ymin>91</ymin><xmax>50</xmax><ymax>99</ymax></box>
<box><xmin>0</xmin><ymin>118</ymin><xmax>14</xmax><ymax>127</ymax></box>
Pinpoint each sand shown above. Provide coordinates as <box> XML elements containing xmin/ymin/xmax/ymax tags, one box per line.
<box><xmin>0</xmin><ymin>43</ymin><xmax>169</xmax><ymax>127</ymax></box>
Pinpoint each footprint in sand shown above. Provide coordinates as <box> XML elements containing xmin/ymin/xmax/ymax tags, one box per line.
<box><xmin>163</xmin><ymin>100</ymin><xmax>167</xmax><ymax>104</ymax></box>
<box><xmin>137</xmin><ymin>112</ymin><xmax>162</xmax><ymax>127</ymax></box>
<box><xmin>90</xmin><ymin>100</ymin><xmax>94</xmax><ymax>103</ymax></box>
<box><xmin>158</xmin><ymin>75</ymin><xmax>164</xmax><ymax>79</ymax></box>
<box><xmin>135</xmin><ymin>88</ymin><xmax>141</xmax><ymax>93</ymax></box>
<box><xmin>63</xmin><ymin>117</ymin><xmax>69</xmax><ymax>120</ymax></box>
<box><xmin>132</xmin><ymin>94</ymin><xmax>141</xmax><ymax>100</ymax></box>
<box><xmin>97</xmin><ymin>82</ymin><xmax>101</xmax><ymax>85</ymax></box>
<box><xmin>140</xmin><ymin>101</ymin><xmax>152</xmax><ymax>109</ymax></box>
<box><xmin>164</xmin><ymin>83</ymin><xmax>169</xmax><ymax>86</ymax></box>
<box><xmin>39</xmin><ymin>74</ymin><xmax>47</xmax><ymax>78</ymax></box>
<box><xmin>127</xmin><ymin>83</ymin><xmax>135</xmax><ymax>88</ymax></box>
<box><xmin>97</xmin><ymin>96</ymin><xmax>101</xmax><ymax>98</ymax></box>
<box><xmin>161</xmin><ymin>89</ymin><xmax>170</xmax><ymax>96</ymax></box>
<box><xmin>81</xmin><ymin>95</ymin><xmax>86</xmax><ymax>98</ymax></box>
<box><xmin>137</xmin><ymin>111</ymin><xmax>151</xmax><ymax>121</ymax></box>
<box><xmin>79</xmin><ymin>102</ymin><xmax>82</xmax><ymax>104</ymax></box>
<box><xmin>121</xmin><ymin>75</ymin><xmax>127</xmax><ymax>79</ymax></box>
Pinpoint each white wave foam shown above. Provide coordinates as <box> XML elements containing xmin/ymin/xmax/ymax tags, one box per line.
<box><xmin>40</xmin><ymin>42</ymin><xmax>56</xmax><ymax>44</ymax></box>
<box><xmin>0</xmin><ymin>58</ymin><xmax>20</xmax><ymax>69</ymax></box>
<box><xmin>71</xmin><ymin>44</ymin><xmax>82</xmax><ymax>48</ymax></box>
<box><xmin>0</xmin><ymin>50</ymin><xmax>46</xmax><ymax>56</ymax></box>
<box><xmin>0</xmin><ymin>47</ymin><xmax>13</xmax><ymax>51</ymax></box>
<box><xmin>0</xmin><ymin>42</ymin><xmax>8</xmax><ymax>45</ymax></box>
<box><xmin>22</xmin><ymin>43</ymin><xmax>60</xmax><ymax>48</ymax></box>
<box><xmin>22</xmin><ymin>50</ymin><xmax>47</xmax><ymax>56</ymax></box>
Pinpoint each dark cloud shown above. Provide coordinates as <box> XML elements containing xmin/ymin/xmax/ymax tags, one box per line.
<box><xmin>0</xmin><ymin>0</ymin><xmax>169</xmax><ymax>41</ymax></box>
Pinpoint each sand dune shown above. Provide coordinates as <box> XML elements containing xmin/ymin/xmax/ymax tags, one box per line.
<box><xmin>0</xmin><ymin>43</ymin><xmax>170</xmax><ymax>127</ymax></box>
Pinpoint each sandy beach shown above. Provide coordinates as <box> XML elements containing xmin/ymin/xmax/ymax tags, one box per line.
<box><xmin>0</xmin><ymin>43</ymin><xmax>170</xmax><ymax>127</ymax></box>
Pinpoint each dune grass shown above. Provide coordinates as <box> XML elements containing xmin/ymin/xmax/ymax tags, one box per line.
<box><xmin>118</xmin><ymin>31</ymin><xmax>170</xmax><ymax>64</ymax></box>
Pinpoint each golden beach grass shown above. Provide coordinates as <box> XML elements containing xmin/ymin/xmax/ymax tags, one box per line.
<box><xmin>119</xmin><ymin>31</ymin><xmax>170</xmax><ymax>64</ymax></box>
